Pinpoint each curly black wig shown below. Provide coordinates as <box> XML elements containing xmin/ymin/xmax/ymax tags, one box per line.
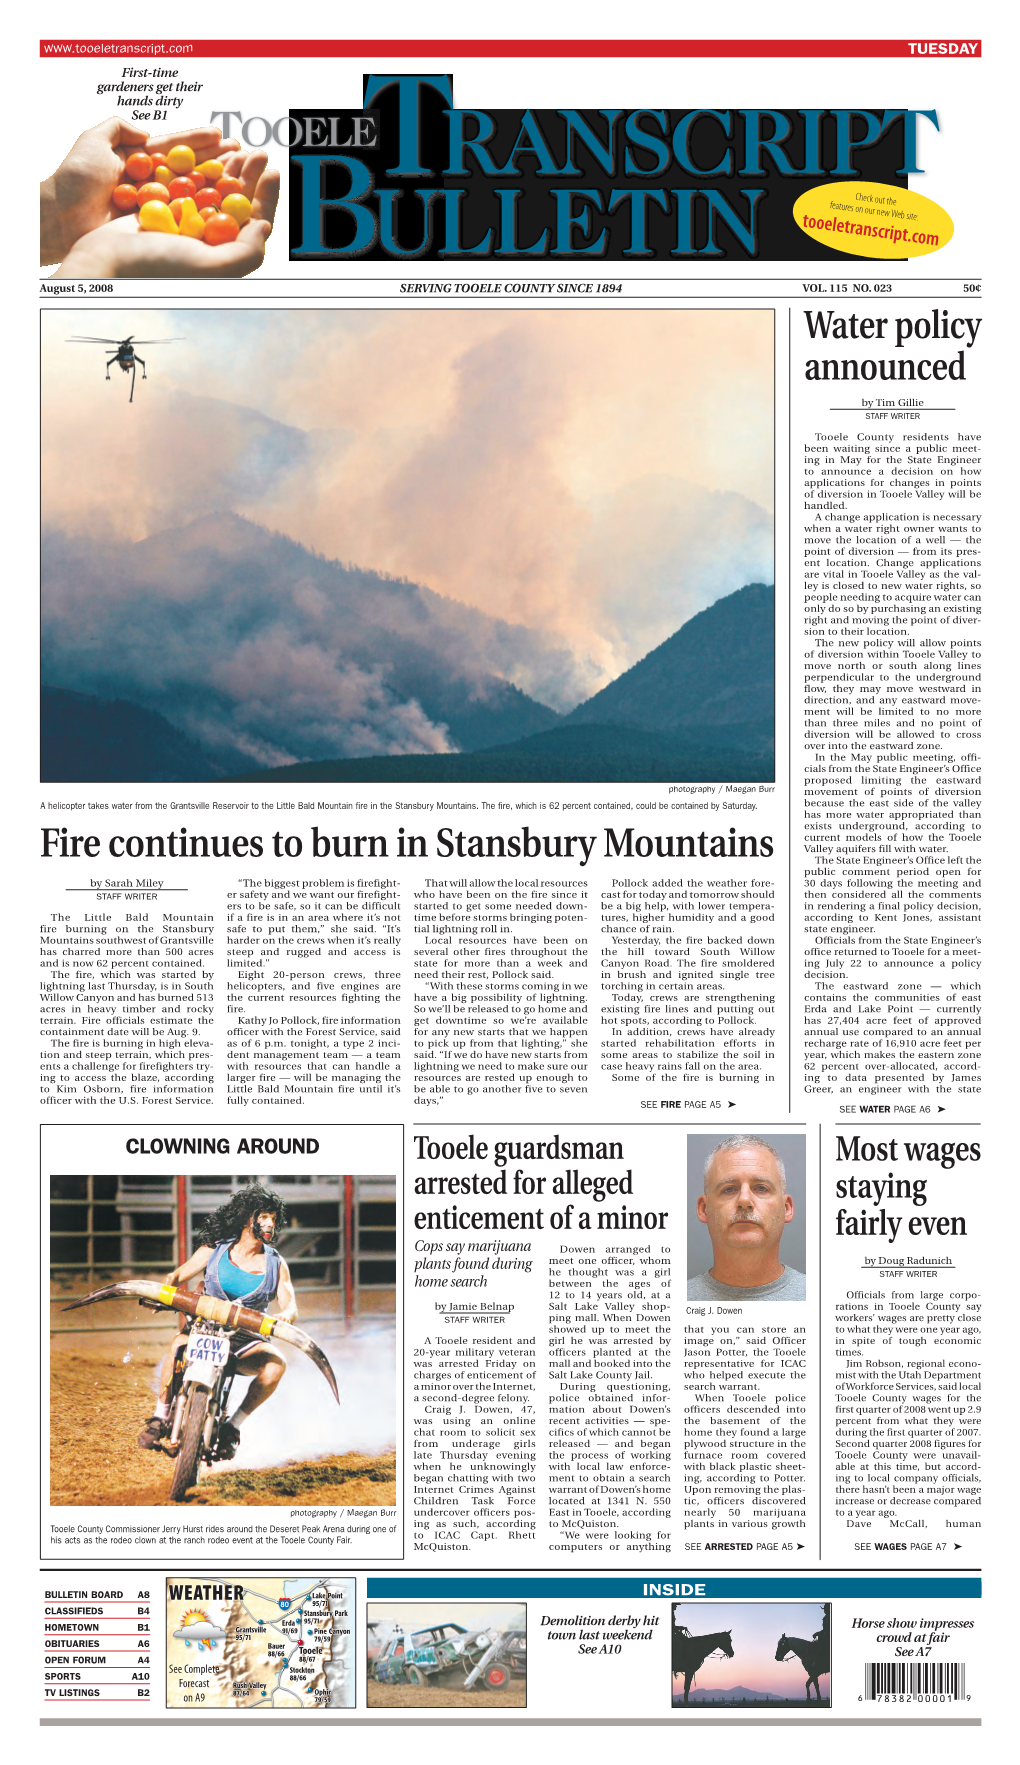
<box><xmin>196</xmin><ymin>1184</ymin><xmax>288</xmax><ymax>1248</ymax></box>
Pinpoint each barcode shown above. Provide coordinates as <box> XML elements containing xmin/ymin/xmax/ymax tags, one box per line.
<box><xmin>864</xmin><ymin>1663</ymin><xmax>966</xmax><ymax>1699</ymax></box>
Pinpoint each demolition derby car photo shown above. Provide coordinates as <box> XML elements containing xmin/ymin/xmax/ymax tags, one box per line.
<box><xmin>367</xmin><ymin>1605</ymin><xmax>527</xmax><ymax>1708</ymax></box>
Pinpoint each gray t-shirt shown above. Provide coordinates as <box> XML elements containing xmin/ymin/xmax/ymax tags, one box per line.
<box><xmin>686</xmin><ymin>1265</ymin><xmax>806</xmax><ymax>1302</ymax></box>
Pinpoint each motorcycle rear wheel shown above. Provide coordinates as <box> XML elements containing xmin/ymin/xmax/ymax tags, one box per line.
<box><xmin>170</xmin><ymin>1387</ymin><xmax>209</xmax><ymax>1501</ymax></box>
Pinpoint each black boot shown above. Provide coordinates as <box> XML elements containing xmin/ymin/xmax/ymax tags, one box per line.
<box><xmin>216</xmin><ymin>1420</ymin><xmax>241</xmax><ymax>1460</ymax></box>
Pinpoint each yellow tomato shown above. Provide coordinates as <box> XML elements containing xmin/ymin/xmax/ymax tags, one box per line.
<box><xmin>220</xmin><ymin>193</ymin><xmax>252</xmax><ymax>227</ymax></box>
<box><xmin>138</xmin><ymin>200</ymin><xmax>179</xmax><ymax>234</ymax></box>
<box><xmin>166</xmin><ymin>144</ymin><xmax>197</xmax><ymax>174</ymax></box>
<box><xmin>178</xmin><ymin>197</ymin><xmax>206</xmax><ymax>239</ymax></box>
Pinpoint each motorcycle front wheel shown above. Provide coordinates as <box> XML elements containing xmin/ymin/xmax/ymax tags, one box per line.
<box><xmin>169</xmin><ymin>1387</ymin><xmax>209</xmax><ymax>1501</ymax></box>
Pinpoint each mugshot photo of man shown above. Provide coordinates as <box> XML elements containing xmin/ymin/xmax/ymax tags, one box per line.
<box><xmin>687</xmin><ymin>1134</ymin><xmax>807</xmax><ymax>1301</ymax></box>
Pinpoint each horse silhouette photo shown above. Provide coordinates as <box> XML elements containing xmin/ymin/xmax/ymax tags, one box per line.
<box><xmin>671</xmin><ymin>1603</ymin><xmax>830</xmax><ymax>1707</ymax></box>
<box><xmin>775</xmin><ymin>1622</ymin><xmax>830</xmax><ymax>1703</ymax></box>
<box><xmin>672</xmin><ymin>1624</ymin><xmax>735</xmax><ymax>1705</ymax></box>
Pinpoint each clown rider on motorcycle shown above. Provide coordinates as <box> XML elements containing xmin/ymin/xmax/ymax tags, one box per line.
<box><xmin>137</xmin><ymin>1184</ymin><xmax>296</xmax><ymax>1457</ymax></box>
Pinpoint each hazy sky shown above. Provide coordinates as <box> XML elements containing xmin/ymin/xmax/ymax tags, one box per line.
<box><xmin>42</xmin><ymin>308</ymin><xmax>773</xmax><ymax>687</ymax></box>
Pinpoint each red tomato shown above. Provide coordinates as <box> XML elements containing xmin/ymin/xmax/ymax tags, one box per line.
<box><xmin>197</xmin><ymin>206</ymin><xmax>218</xmax><ymax>222</ymax></box>
<box><xmin>124</xmin><ymin>151</ymin><xmax>153</xmax><ymax>182</ymax></box>
<box><xmin>169</xmin><ymin>198</ymin><xmax>186</xmax><ymax>224</ymax></box>
<box><xmin>196</xmin><ymin>186</ymin><xmax>222</xmax><ymax>207</ymax></box>
<box><xmin>134</xmin><ymin>182</ymin><xmax>170</xmax><ymax>207</ymax></box>
<box><xmin>204</xmin><ymin>213</ymin><xmax>240</xmax><ymax>246</ymax></box>
<box><xmin>191</xmin><ymin>173</ymin><xmax>207</xmax><ymax>190</ymax></box>
<box><xmin>216</xmin><ymin>176</ymin><xmax>245</xmax><ymax>198</ymax></box>
<box><xmin>168</xmin><ymin>177</ymin><xmax>197</xmax><ymax>202</ymax></box>
<box><xmin>112</xmin><ymin>184</ymin><xmax>139</xmax><ymax>211</ymax></box>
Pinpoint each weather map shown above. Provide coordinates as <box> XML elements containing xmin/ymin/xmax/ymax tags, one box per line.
<box><xmin>166</xmin><ymin>1577</ymin><xmax>354</xmax><ymax>1708</ymax></box>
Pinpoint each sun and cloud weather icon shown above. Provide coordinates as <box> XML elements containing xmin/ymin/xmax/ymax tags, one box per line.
<box><xmin>173</xmin><ymin>1608</ymin><xmax>228</xmax><ymax>1650</ymax></box>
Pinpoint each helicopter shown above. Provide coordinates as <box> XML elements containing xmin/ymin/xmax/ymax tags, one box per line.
<box><xmin>66</xmin><ymin>334</ymin><xmax>183</xmax><ymax>402</ymax></box>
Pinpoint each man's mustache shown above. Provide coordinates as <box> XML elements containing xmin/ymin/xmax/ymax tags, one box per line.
<box><xmin>728</xmin><ymin>1210</ymin><xmax>764</xmax><ymax>1224</ymax></box>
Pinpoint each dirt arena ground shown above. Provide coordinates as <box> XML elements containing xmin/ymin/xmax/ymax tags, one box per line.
<box><xmin>50</xmin><ymin>1326</ymin><xmax>396</xmax><ymax>1507</ymax></box>
<box><xmin>367</xmin><ymin>1679</ymin><xmax>527</xmax><ymax>1710</ymax></box>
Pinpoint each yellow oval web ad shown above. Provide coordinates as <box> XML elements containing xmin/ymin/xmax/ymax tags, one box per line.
<box><xmin>793</xmin><ymin>181</ymin><xmax>954</xmax><ymax>259</ymax></box>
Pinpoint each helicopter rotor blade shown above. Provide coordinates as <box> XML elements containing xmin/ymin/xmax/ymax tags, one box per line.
<box><xmin>67</xmin><ymin>336</ymin><xmax>184</xmax><ymax>345</ymax></box>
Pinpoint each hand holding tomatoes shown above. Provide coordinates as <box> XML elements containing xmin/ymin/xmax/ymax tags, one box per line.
<box><xmin>52</xmin><ymin>142</ymin><xmax>279</xmax><ymax>279</ymax></box>
<box><xmin>91</xmin><ymin>140</ymin><xmax>277</xmax><ymax>256</ymax></box>
<box><xmin>40</xmin><ymin>117</ymin><xmax>243</xmax><ymax>266</ymax></box>
<box><xmin>41</xmin><ymin>117</ymin><xmax>279</xmax><ymax>277</ymax></box>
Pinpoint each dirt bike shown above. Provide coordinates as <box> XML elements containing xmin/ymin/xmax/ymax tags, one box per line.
<box><xmin>163</xmin><ymin>1316</ymin><xmax>245</xmax><ymax>1500</ymax></box>
<box><xmin>63</xmin><ymin>1278</ymin><xmax>340</xmax><ymax>1501</ymax></box>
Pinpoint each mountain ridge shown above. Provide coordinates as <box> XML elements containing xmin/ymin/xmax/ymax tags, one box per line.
<box><xmin>221</xmin><ymin>581</ymin><xmax>775</xmax><ymax>783</ymax></box>
<box><xmin>41</xmin><ymin>513</ymin><xmax>773</xmax><ymax>784</ymax></box>
<box><xmin>565</xmin><ymin>581</ymin><xmax>774</xmax><ymax>737</ymax></box>
<box><xmin>41</xmin><ymin>512</ymin><xmax>568</xmax><ymax>767</ymax></box>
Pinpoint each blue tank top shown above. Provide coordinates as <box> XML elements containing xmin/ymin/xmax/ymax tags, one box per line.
<box><xmin>204</xmin><ymin>1240</ymin><xmax>281</xmax><ymax>1311</ymax></box>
